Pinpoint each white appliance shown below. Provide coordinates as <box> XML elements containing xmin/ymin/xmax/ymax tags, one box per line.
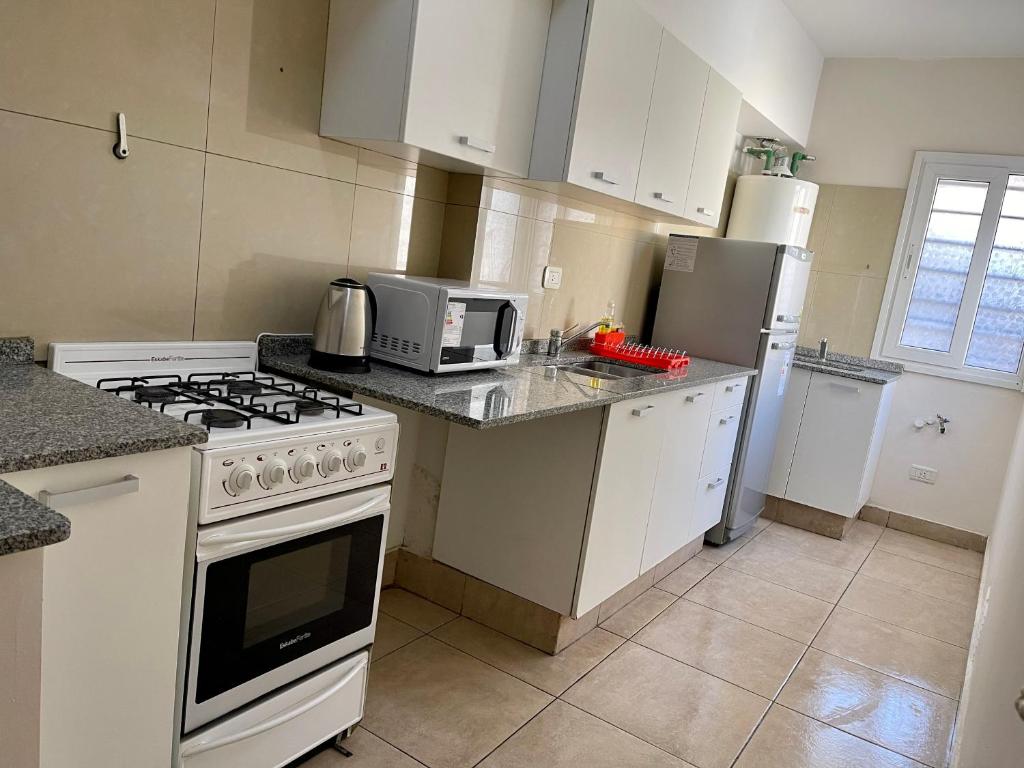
<box><xmin>726</xmin><ymin>174</ymin><xmax>819</xmax><ymax>248</ymax></box>
<box><xmin>49</xmin><ymin>341</ymin><xmax>398</xmax><ymax>768</ymax></box>
<box><xmin>365</xmin><ymin>273</ymin><xmax>527</xmax><ymax>373</ymax></box>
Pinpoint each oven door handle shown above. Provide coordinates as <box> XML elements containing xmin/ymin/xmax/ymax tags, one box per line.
<box><xmin>179</xmin><ymin>655</ymin><xmax>368</xmax><ymax>759</ymax></box>
<box><xmin>199</xmin><ymin>493</ymin><xmax>389</xmax><ymax>548</ymax></box>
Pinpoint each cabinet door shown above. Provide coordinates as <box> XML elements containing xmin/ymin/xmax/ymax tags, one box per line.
<box><xmin>641</xmin><ymin>386</ymin><xmax>714</xmax><ymax>572</ymax></box>
<box><xmin>767</xmin><ymin>366</ymin><xmax>812</xmax><ymax>498</ymax></box>
<box><xmin>2</xmin><ymin>448</ymin><xmax>192</xmax><ymax>768</ymax></box>
<box><xmin>405</xmin><ymin>0</ymin><xmax>551</xmax><ymax>176</ymax></box>
<box><xmin>576</xmin><ymin>394</ymin><xmax>667</xmax><ymax>615</ymax></box>
<box><xmin>634</xmin><ymin>31</ymin><xmax>708</xmax><ymax>217</ymax></box>
<box><xmin>786</xmin><ymin>374</ymin><xmax>885</xmax><ymax>516</ymax></box>
<box><xmin>565</xmin><ymin>0</ymin><xmax>662</xmax><ymax>201</ymax></box>
<box><xmin>683</xmin><ymin>69</ymin><xmax>742</xmax><ymax>228</ymax></box>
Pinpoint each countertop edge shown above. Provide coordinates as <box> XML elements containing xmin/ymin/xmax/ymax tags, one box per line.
<box><xmin>0</xmin><ymin>480</ymin><xmax>71</xmax><ymax>557</ymax></box>
<box><xmin>792</xmin><ymin>359</ymin><xmax>901</xmax><ymax>385</ymax></box>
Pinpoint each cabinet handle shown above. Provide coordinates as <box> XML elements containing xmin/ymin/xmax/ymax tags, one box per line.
<box><xmin>725</xmin><ymin>383</ymin><xmax>744</xmax><ymax>393</ymax></box>
<box><xmin>653</xmin><ymin>192</ymin><xmax>674</xmax><ymax>203</ymax></box>
<box><xmin>828</xmin><ymin>381</ymin><xmax>862</xmax><ymax>394</ymax></box>
<box><xmin>40</xmin><ymin>474</ymin><xmax>140</xmax><ymax>510</ymax></box>
<box><xmin>631</xmin><ymin>405</ymin><xmax>655</xmax><ymax>417</ymax></box>
<box><xmin>458</xmin><ymin>135</ymin><xmax>495</xmax><ymax>153</ymax></box>
<box><xmin>707</xmin><ymin>477</ymin><xmax>726</xmax><ymax>490</ymax></box>
<box><xmin>719</xmin><ymin>415</ymin><xmax>737</xmax><ymax>425</ymax></box>
<box><xmin>771</xmin><ymin>341</ymin><xmax>797</xmax><ymax>350</ymax></box>
<box><xmin>592</xmin><ymin>171</ymin><xmax>618</xmax><ymax>185</ymax></box>
<box><xmin>685</xmin><ymin>392</ymin><xmax>706</xmax><ymax>403</ymax></box>
<box><xmin>696</xmin><ymin>206</ymin><xmax>716</xmax><ymax>217</ymax></box>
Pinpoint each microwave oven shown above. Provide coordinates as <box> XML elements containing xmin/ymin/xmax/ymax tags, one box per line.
<box><xmin>365</xmin><ymin>274</ymin><xmax>528</xmax><ymax>373</ymax></box>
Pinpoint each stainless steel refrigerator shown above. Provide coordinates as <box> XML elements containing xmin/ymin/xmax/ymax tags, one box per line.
<box><xmin>652</xmin><ymin>235</ymin><xmax>813</xmax><ymax>544</ymax></box>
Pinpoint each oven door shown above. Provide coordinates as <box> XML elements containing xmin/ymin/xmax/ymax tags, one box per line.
<box><xmin>184</xmin><ymin>486</ymin><xmax>389</xmax><ymax>733</ymax></box>
<box><xmin>434</xmin><ymin>293</ymin><xmax>525</xmax><ymax>372</ymax></box>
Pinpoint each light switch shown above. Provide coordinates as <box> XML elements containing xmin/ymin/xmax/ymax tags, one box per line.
<box><xmin>909</xmin><ymin>464</ymin><xmax>938</xmax><ymax>484</ymax></box>
<box><xmin>542</xmin><ymin>265</ymin><xmax>563</xmax><ymax>290</ymax></box>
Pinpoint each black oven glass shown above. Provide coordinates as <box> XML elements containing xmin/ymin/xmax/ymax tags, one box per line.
<box><xmin>440</xmin><ymin>298</ymin><xmax>515</xmax><ymax>365</ymax></box>
<box><xmin>194</xmin><ymin>514</ymin><xmax>383</xmax><ymax>704</ymax></box>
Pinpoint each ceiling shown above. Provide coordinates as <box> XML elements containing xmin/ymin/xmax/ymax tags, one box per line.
<box><xmin>781</xmin><ymin>0</ymin><xmax>1024</xmax><ymax>58</ymax></box>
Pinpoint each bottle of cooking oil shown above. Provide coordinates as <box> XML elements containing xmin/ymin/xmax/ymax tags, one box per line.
<box><xmin>598</xmin><ymin>300</ymin><xmax>616</xmax><ymax>333</ymax></box>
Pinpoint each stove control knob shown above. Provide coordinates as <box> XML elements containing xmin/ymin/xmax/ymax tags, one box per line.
<box><xmin>321</xmin><ymin>449</ymin><xmax>345</xmax><ymax>476</ymax></box>
<box><xmin>226</xmin><ymin>464</ymin><xmax>256</xmax><ymax>496</ymax></box>
<box><xmin>292</xmin><ymin>454</ymin><xmax>317</xmax><ymax>483</ymax></box>
<box><xmin>345</xmin><ymin>445</ymin><xmax>368</xmax><ymax>472</ymax></box>
<box><xmin>261</xmin><ymin>458</ymin><xmax>288</xmax><ymax>489</ymax></box>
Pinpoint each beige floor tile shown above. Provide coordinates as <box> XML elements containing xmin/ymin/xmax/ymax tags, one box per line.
<box><xmin>563</xmin><ymin>643</ymin><xmax>769</xmax><ymax>768</ymax></box>
<box><xmin>599</xmin><ymin>588</ymin><xmax>676</xmax><ymax>638</ymax></box>
<box><xmin>696</xmin><ymin>533</ymin><xmax>753</xmax><ymax>564</ymax></box>
<box><xmin>304</xmin><ymin>727</ymin><xmax>426</xmax><ymax>767</ymax></box>
<box><xmin>372</xmin><ymin>613</ymin><xmax>423</xmax><ymax>662</ymax></box>
<box><xmin>734</xmin><ymin>705</ymin><xmax>924</xmax><ymax>768</ymax></box>
<box><xmin>478</xmin><ymin>700</ymin><xmax>695</xmax><ymax>768</ymax></box>
<box><xmin>753</xmin><ymin>517</ymin><xmax>774</xmax><ymax>534</ymax></box>
<box><xmin>813</xmin><ymin>608</ymin><xmax>967</xmax><ymax>699</ymax></box>
<box><xmin>778</xmin><ymin>649</ymin><xmax>956</xmax><ymax>767</ymax></box>
<box><xmin>756</xmin><ymin>524</ymin><xmax>872</xmax><ymax>570</ymax></box>
<box><xmin>364</xmin><ymin>637</ymin><xmax>551</xmax><ymax>768</ymax></box>
<box><xmin>655</xmin><ymin>557</ymin><xmax>717</xmax><ymax>596</ymax></box>
<box><xmin>861</xmin><ymin>549</ymin><xmax>980</xmax><ymax>609</ymax></box>
<box><xmin>839</xmin><ymin>575</ymin><xmax>975</xmax><ymax>648</ymax></box>
<box><xmin>724</xmin><ymin>536</ymin><xmax>856</xmax><ymax>603</ymax></box>
<box><xmin>432</xmin><ymin>618</ymin><xmax>623</xmax><ymax>696</ymax></box>
<box><xmin>634</xmin><ymin>600</ymin><xmax>806</xmax><ymax>698</ymax></box>
<box><xmin>875</xmin><ymin>529</ymin><xmax>983</xmax><ymax>578</ymax></box>
<box><xmin>379</xmin><ymin>589</ymin><xmax>457</xmax><ymax>633</ymax></box>
<box><xmin>684</xmin><ymin>567</ymin><xmax>833</xmax><ymax>643</ymax></box>
<box><xmin>845</xmin><ymin>519</ymin><xmax>885</xmax><ymax>547</ymax></box>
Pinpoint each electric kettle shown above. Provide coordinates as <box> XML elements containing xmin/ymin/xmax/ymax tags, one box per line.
<box><xmin>309</xmin><ymin>278</ymin><xmax>376</xmax><ymax>373</ymax></box>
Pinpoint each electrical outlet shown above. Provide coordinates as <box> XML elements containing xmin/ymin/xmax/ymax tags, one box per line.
<box><xmin>909</xmin><ymin>464</ymin><xmax>938</xmax><ymax>484</ymax></box>
<box><xmin>542</xmin><ymin>265</ymin><xmax>563</xmax><ymax>290</ymax></box>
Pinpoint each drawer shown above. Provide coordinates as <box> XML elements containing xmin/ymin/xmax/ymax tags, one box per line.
<box><xmin>712</xmin><ymin>377</ymin><xmax>748</xmax><ymax>411</ymax></box>
<box><xmin>700</xmin><ymin>404</ymin><xmax>743</xmax><ymax>477</ymax></box>
<box><xmin>691</xmin><ymin>468</ymin><xmax>730</xmax><ymax>538</ymax></box>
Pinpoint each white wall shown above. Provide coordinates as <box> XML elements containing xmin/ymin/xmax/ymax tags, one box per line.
<box><xmin>952</xmin><ymin>407</ymin><xmax>1024</xmax><ymax>766</ymax></box>
<box><xmin>636</xmin><ymin>0</ymin><xmax>822</xmax><ymax>146</ymax></box>
<box><xmin>806</xmin><ymin>58</ymin><xmax>1024</xmax><ymax>188</ymax></box>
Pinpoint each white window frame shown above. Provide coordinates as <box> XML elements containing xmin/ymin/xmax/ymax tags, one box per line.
<box><xmin>873</xmin><ymin>151</ymin><xmax>1024</xmax><ymax>390</ymax></box>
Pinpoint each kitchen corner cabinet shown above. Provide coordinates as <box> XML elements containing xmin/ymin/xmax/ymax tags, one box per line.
<box><xmin>432</xmin><ymin>377</ymin><xmax>748</xmax><ymax>618</ymax></box>
<box><xmin>769</xmin><ymin>370</ymin><xmax>894</xmax><ymax>518</ymax></box>
<box><xmin>1</xmin><ymin>447</ymin><xmax>193</xmax><ymax>768</ymax></box>
<box><xmin>320</xmin><ymin>0</ymin><xmax>551</xmax><ymax>178</ymax></box>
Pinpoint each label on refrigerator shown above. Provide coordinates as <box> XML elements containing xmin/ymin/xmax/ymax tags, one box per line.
<box><xmin>778</xmin><ymin>363</ymin><xmax>789</xmax><ymax>396</ymax></box>
<box><xmin>665</xmin><ymin>237</ymin><xmax>697</xmax><ymax>272</ymax></box>
<box><xmin>442</xmin><ymin>301</ymin><xmax>466</xmax><ymax>346</ymax></box>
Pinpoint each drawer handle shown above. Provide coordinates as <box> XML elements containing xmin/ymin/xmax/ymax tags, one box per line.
<box><xmin>725</xmin><ymin>383</ymin><xmax>744</xmax><ymax>393</ymax></box>
<box><xmin>653</xmin><ymin>192</ymin><xmax>674</xmax><ymax>203</ymax></box>
<box><xmin>592</xmin><ymin>171</ymin><xmax>618</xmax><ymax>185</ymax></box>
<box><xmin>719</xmin><ymin>415</ymin><xmax>736</xmax><ymax>425</ymax></box>
<box><xmin>631</xmin><ymin>405</ymin><xmax>656</xmax><ymax>417</ymax></box>
<box><xmin>707</xmin><ymin>477</ymin><xmax>726</xmax><ymax>490</ymax></box>
<box><xmin>828</xmin><ymin>381</ymin><xmax>862</xmax><ymax>394</ymax></box>
<box><xmin>685</xmin><ymin>392</ymin><xmax>706</xmax><ymax>403</ymax></box>
<box><xmin>458</xmin><ymin>135</ymin><xmax>495</xmax><ymax>153</ymax></box>
<box><xmin>40</xmin><ymin>475</ymin><xmax>140</xmax><ymax>510</ymax></box>
<box><xmin>697</xmin><ymin>206</ymin><xmax>716</xmax><ymax>216</ymax></box>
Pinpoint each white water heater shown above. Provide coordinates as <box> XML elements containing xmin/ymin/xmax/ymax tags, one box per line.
<box><xmin>726</xmin><ymin>175</ymin><xmax>819</xmax><ymax>248</ymax></box>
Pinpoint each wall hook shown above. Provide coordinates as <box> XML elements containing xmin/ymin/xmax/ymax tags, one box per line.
<box><xmin>113</xmin><ymin>112</ymin><xmax>129</xmax><ymax>159</ymax></box>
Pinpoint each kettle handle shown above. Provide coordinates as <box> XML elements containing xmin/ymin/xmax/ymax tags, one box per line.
<box><xmin>366</xmin><ymin>285</ymin><xmax>377</xmax><ymax>333</ymax></box>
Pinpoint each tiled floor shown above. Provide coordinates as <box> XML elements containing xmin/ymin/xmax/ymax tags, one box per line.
<box><xmin>311</xmin><ymin>519</ymin><xmax>982</xmax><ymax>768</ymax></box>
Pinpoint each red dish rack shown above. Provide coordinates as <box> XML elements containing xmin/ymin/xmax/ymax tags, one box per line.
<box><xmin>589</xmin><ymin>332</ymin><xmax>690</xmax><ymax>372</ymax></box>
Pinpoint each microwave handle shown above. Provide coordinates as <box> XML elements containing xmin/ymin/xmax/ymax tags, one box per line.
<box><xmin>493</xmin><ymin>301</ymin><xmax>518</xmax><ymax>360</ymax></box>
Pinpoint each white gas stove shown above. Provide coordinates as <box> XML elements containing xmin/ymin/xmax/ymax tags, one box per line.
<box><xmin>49</xmin><ymin>341</ymin><xmax>397</xmax><ymax>767</ymax></box>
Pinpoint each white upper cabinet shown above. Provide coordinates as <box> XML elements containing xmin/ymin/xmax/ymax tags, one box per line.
<box><xmin>683</xmin><ymin>69</ymin><xmax>742</xmax><ymax>228</ymax></box>
<box><xmin>634</xmin><ymin>31</ymin><xmax>709</xmax><ymax>217</ymax></box>
<box><xmin>321</xmin><ymin>0</ymin><xmax>551</xmax><ymax>177</ymax></box>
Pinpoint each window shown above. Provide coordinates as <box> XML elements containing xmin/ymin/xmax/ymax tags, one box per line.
<box><xmin>877</xmin><ymin>152</ymin><xmax>1024</xmax><ymax>388</ymax></box>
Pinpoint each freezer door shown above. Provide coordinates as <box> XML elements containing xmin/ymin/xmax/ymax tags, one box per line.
<box><xmin>710</xmin><ymin>332</ymin><xmax>798</xmax><ymax>542</ymax></box>
<box><xmin>766</xmin><ymin>246</ymin><xmax>813</xmax><ymax>332</ymax></box>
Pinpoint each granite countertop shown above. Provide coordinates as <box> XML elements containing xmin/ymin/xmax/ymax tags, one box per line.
<box><xmin>258</xmin><ymin>336</ymin><xmax>756</xmax><ymax>429</ymax></box>
<box><xmin>0</xmin><ymin>353</ymin><xmax>209</xmax><ymax>556</ymax></box>
<box><xmin>791</xmin><ymin>346</ymin><xmax>904</xmax><ymax>385</ymax></box>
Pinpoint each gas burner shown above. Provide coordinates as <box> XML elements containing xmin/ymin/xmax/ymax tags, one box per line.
<box><xmin>201</xmin><ymin>409</ymin><xmax>248</xmax><ymax>429</ymax></box>
<box><xmin>292</xmin><ymin>400</ymin><xmax>326</xmax><ymax>417</ymax></box>
<box><xmin>134</xmin><ymin>385</ymin><xmax>178</xmax><ymax>404</ymax></box>
<box><xmin>226</xmin><ymin>380</ymin><xmax>264</xmax><ymax>396</ymax></box>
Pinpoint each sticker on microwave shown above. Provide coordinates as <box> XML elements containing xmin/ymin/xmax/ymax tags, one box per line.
<box><xmin>665</xmin><ymin>237</ymin><xmax>697</xmax><ymax>272</ymax></box>
<box><xmin>442</xmin><ymin>301</ymin><xmax>466</xmax><ymax>346</ymax></box>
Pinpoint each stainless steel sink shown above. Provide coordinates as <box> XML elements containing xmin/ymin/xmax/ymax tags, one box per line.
<box><xmin>558</xmin><ymin>360</ymin><xmax>656</xmax><ymax>379</ymax></box>
<box><xmin>795</xmin><ymin>355</ymin><xmax>864</xmax><ymax>373</ymax></box>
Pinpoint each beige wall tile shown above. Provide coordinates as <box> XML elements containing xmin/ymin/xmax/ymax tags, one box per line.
<box><xmin>437</xmin><ymin>204</ymin><xmax>478</xmax><ymax>281</ymax></box>
<box><xmin>471</xmin><ymin>208</ymin><xmax>520</xmax><ymax>285</ymax></box>
<box><xmin>347</xmin><ymin>186</ymin><xmax>444</xmax><ymax>283</ymax></box>
<box><xmin>817</xmin><ymin>186</ymin><xmax>904</xmax><ymax>277</ymax></box>
<box><xmin>206</xmin><ymin>0</ymin><xmax>358</xmax><ymax>181</ymax></box>
<box><xmin>806</xmin><ymin>183</ymin><xmax>836</xmax><ymax>265</ymax></box>
<box><xmin>0</xmin><ymin>112</ymin><xmax>202</xmax><ymax>358</ymax></box>
<box><xmin>0</xmin><ymin>0</ymin><xmax>214</xmax><ymax>149</ymax></box>
<box><xmin>847</xmin><ymin>277</ymin><xmax>886</xmax><ymax>356</ymax></box>
<box><xmin>356</xmin><ymin>148</ymin><xmax>449</xmax><ymax>203</ymax></box>
<box><xmin>194</xmin><ymin>155</ymin><xmax>353</xmax><ymax>340</ymax></box>
<box><xmin>800</xmin><ymin>272</ymin><xmax>886</xmax><ymax>356</ymax></box>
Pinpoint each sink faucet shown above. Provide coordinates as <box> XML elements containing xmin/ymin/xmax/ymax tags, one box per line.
<box><xmin>547</xmin><ymin>321</ymin><xmax>604</xmax><ymax>357</ymax></box>
<box><xmin>819</xmin><ymin>337</ymin><xmax>829</xmax><ymax>362</ymax></box>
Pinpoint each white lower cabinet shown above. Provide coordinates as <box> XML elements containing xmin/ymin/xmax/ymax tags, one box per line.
<box><xmin>1</xmin><ymin>447</ymin><xmax>193</xmax><ymax>768</ymax></box>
